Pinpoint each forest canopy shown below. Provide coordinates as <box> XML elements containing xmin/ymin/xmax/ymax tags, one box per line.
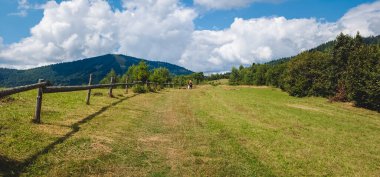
<box><xmin>228</xmin><ymin>33</ymin><xmax>380</xmax><ymax>111</ymax></box>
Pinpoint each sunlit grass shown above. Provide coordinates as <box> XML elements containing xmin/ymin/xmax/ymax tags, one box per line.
<box><xmin>0</xmin><ymin>86</ymin><xmax>379</xmax><ymax>176</ymax></box>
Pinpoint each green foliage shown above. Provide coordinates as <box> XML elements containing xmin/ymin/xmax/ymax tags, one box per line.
<box><xmin>265</xmin><ymin>64</ymin><xmax>286</xmax><ymax>88</ymax></box>
<box><xmin>345</xmin><ymin>44</ymin><xmax>380</xmax><ymax>110</ymax></box>
<box><xmin>100</xmin><ymin>69</ymin><xmax>120</xmax><ymax>84</ymax></box>
<box><xmin>150</xmin><ymin>67</ymin><xmax>170</xmax><ymax>84</ymax></box>
<box><xmin>253</xmin><ymin>64</ymin><xmax>268</xmax><ymax>85</ymax></box>
<box><xmin>283</xmin><ymin>51</ymin><xmax>333</xmax><ymax>97</ymax></box>
<box><xmin>189</xmin><ymin>72</ymin><xmax>205</xmax><ymax>84</ymax></box>
<box><xmin>206</xmin><ymin>73</ymin><xmax>230</xmax><ymax>81</ymax></box>
<box><xmin>120</xmin><ymin>61</ymin><xmax>150</xmax><ymax>83</ymax></box>
<box><xmin>134</xmin><ymin>61</ymin><xmax>150</xmax><ymax>82</ymax></box>
<box><xmin>172</xmin><ymin>72</ymin><xmax>205</xmax><ymax>86</ymax></box>
<box><xmin>132</xmin><ymin>84</ymin><xmax>148</xmax><ymax>93</ymax></box>
<box><xmin>227</xmin><ymin>33</ymin><xmax>380</xmax><ymax>111</ymax></box>
<box><xmin>121</xmin><ymin>64</ymin><xmax>137</xmax><ymax>83</ymax></box>
<box><xmin>173</xmin><ymin>75</ymin><xmax>187</xmax><ymax>86</ymax></box>
<box><xmin>229</xmin><ymin>67</ymin><xmax>240</xmax><ymax>85</ymax></box>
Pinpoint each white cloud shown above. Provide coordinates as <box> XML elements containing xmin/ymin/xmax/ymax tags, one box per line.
<box><xmin>180</xmin><ymin>17</ymin><xmax>338</xmax><ymax>72</ymax></box>
<box><xmin>8</xmin><ymin>10</ymin><xmax>28</xmax><ymax>17</ymax></box>
<box><xmin>0</xmin><ymin>0</ymin><xmax>196</xmax><ymax>68</ymax></box>
<box><xmin>180</xmin><ymin>0</ymin><xmax>380</xmax><ymax>72</ymax></box>
<box><xmin>1</xmin><ymin>0</ymin><xmax>380</xmax><ymax>72</ymax></box>
<box><xmin>116</xmin><ymin>0</ymin><xmax>196</xmax><ymax>62</ymax></box>
<box><xmin>0</xmin><ymin>37</ymin><xmax>3</xmax><ymax>49</ymax></box>
<box><xmin>338</xmin><ymin>1</ymin><xmax>380</xmax><ymax>36</ymax></box>
<box><xmin>8</xmin><ymin>0</ymin><xmax>45</xmax><ymax>17</ymax></box>
<box><xmin>194</xmin><ymin>0</ymin><xmax>282</xmax><ymax>10</ymax></box>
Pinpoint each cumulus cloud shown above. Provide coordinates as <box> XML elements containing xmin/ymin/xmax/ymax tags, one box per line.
<box><xmin>1</xmin><ymin>0</ymin><xmax>380</xmax><ymax>72</ymax></box>
<box><xmin>180</xmin><ymin>1</ymin><xmax>380</xmax><ymax>72</ymax></box>
<box><xmin>0</xmin><ymin>0</ymin><xmax>196</xmax><ymax>68</ymax></box>
<box><xmin>338</xmin><ymin>0</ymin><xmax>380</xmax><ymax>36</ymax></box>
<box><xmin>180</xmin><ymin>17</ymin><xmax>338</xmax><ymax>72</ymax></box>
<box><xmin>194</xmin><ymin>0</ymin><xmax>282</xmax><ymax>10</ymax></box>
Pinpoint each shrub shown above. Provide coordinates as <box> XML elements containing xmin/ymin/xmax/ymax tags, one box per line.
<box><xmin>132</xmin><ymin>85</ymin><xmax>147</xmax><ymax>93</ymax></box>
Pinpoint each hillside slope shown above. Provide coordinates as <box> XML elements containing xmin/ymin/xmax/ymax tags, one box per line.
<box><xmin>0</xmin><ymin>54</ymin><xmax>193</xmax><ymax>87</ymax></box>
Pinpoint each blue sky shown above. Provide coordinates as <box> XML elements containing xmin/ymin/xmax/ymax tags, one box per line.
<box><xmin>0</xmin><ymin>0</ymin><xmax>379</xmax><ymax>72</ymax></box>
<box><xmin>193</xmin><ymin>0</ymin><xmax>375</xmax><ymax>29</ymax></box>
<box><xmin>0</xmin><ymin>0</ymin><xmax>375</xmax><ymax>44</ymax></box>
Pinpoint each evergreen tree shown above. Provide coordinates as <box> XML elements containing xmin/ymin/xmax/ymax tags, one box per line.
<box><xmin>100</xmin><ymin>69</ymin><xmax>119</xmax><ymax>84</ymax></box>
<box><xmin>284</xmin><ymin>51</ymin><xmax>332</xmax><ymax>97</ymax></box>
<box><xmin>150</xmin><ymin>67</ymin><xmax>170</xmax><ymax>84</ymax></box>
<box><xmin>254</xmin><ymin>64</ymin><xmax>268</xmax><ymax>86</ymax></box>
<box><xmin>329</xmin><ymin>33</ymin><xmax>355</xmax><ymax>100</ymax></box>
<box><xmin>135</xmin><ymin>61</ymin><xmax>150</xmax><ymax>82</ymax></box>
<box><xmin>346</xmin><ymin>44</ymin><xmax>380</xmax><ymax>110</ymax></box>
<box><xmin>229</xmin><ymin>67</ymin><xmax>240</xmax><ymax>85</ymax></box>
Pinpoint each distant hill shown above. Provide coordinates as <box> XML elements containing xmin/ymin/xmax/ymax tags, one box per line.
<box><xmin>266</xmin><ymin>35</ymin><xmax>380</xmax><ymax>65</ymax></box>
<box><xmin>0</xmin><ymin>54</ymin><xmax>193</xmax><ymax>87</ymax></box>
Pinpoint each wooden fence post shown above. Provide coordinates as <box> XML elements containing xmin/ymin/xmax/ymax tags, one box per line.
<box><xmin>86</xmin><ymin>74</ymin><xmax>92</xmax><ymax>105</ymax></box>
<box><xmin>33</xmin><ymin>79</ymin><xmax>44</xmax><ymax>123</ymax></box>
<box><xmin>109</xmin><ymin>77</ymin><xmax>114</xmax><ymax>97</ymax></box>
<box><xmin>125</xmin><ymin>77</ymin><xmax>128</xmax><ymax>94</ymax></box>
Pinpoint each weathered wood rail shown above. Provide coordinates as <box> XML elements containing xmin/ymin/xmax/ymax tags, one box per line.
<box><xmin>0</xmin><ymin>82</ymin><xmax>48</xmax><ymax>98</ymax></box>
<box><xmin>0</xmin><ymin>75</ymin><xmax>175</xmax><ymax>123</ymax></box>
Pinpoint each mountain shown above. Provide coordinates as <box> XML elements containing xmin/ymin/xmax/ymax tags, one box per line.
<box><xmin>0</xmin><ymin>54</ymin><xmax>193</xmax><ymax>87</ymax></box>
<box><xmin>266</xmin><ymin>35</ymin><xmax>380</xmax><ymax>65</ymax></box>
<box><xmin>311</xmin><ymin>35</ymin><xmax>380</xmax><ymax>52</ymax></box>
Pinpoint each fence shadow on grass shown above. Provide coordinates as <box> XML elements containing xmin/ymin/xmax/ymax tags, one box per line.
<box><xmin>0</xmin><ymin>94</ymin><xmax>139</xmax><ymax>177</ymax></box>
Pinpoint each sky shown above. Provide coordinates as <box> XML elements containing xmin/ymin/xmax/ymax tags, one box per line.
<box><xmin>0</xmin><ymin>0</ymin><xmax>379</xmax><ymax>72</ymax></box>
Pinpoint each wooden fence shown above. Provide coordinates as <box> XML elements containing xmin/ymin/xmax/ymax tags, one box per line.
<box><xmin>0</xmin><ymin>74</ymin><xmax>175</xmax><ymax>123</ymax></box>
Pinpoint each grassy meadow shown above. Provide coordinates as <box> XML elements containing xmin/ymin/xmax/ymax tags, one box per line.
<box><xmin>0</xmin><ymin>85</ymin><xmax>379</xmax><ymax>176</ymax></box>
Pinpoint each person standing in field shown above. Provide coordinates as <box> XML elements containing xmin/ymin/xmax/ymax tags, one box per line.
<box><xmin>188</xmin><ymin>80</ymin><xmax>193</xmax><ymax>89</ymax></box>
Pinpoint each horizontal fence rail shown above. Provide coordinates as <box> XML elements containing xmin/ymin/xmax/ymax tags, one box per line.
<box><xmin>43</xmin><ymin>84</ymin><xmax>133</xmax><ymax>93</ymax></box>
<box><xmin>0</xmin><ymin>75</ymin><xmax>179</xmax><ymax>123</ymax></box>
<box><xmin>0</xmin><ymin>82</ymin><xmax>47</xmax><ymax>98</ymax></box>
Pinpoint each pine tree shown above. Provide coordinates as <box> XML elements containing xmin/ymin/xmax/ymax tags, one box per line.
<box><xmin>229</xmin><ymin>67</ymin><xmax>240</xmax><ymax>85</ymax></box>
<box><xmin>100</xmin><ymin>69</ymin><xmax>119</xmax><ymax>84</ymax></box>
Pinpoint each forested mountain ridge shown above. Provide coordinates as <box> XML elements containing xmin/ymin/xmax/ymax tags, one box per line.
<box><xmin>0</xmin><ymin>54</ymin><xmax>193</xmax><ymax>87</ymax></box>
<box><xmin>265</xmin><ymin>35</ymin><xmax>380</xmax><ymax>65</ymax></box>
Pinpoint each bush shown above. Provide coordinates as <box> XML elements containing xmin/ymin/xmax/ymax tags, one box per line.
<box><xmin>209</xmin><ymin>81</ymin><xmax>220</xmax><ymax>87</ymax></box>
<box><xmin>132</xmin><ymin>85</ymin><xmax>147</xmax><ymax>93</ymax></box>
<box><xmin>147</xmin><ymin>85</ymin><xmax>156</xmax><ymax>92</ymax></box>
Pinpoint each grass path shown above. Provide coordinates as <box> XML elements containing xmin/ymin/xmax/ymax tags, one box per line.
<box><xmin>0</xmin><ymin>86</ymin><xmax>379</xmax><ymax>176</ymax></box>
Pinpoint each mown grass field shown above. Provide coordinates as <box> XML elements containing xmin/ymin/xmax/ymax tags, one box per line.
<box><xmin>0</xmin><ymin>85</ymin><xmax>379</xmax><ymax>176</ymax></box>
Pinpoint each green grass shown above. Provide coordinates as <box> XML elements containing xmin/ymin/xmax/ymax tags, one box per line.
<box><xmin>0</xmin><ymin>85</ymin><xmax>379</xmax><ymax>176</ymax></box>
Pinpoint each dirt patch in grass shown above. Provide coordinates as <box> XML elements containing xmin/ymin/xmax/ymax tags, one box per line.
<box><xmin>91</xmin><ymin>142</ymin><xmax>112</xmax><ymax>154</ymax></box>
<box><xmin>240</xmin><ymin>85</ymin><xmax>271</xmax><ymax>89</ymax></box>
<box><xmin>138</xmin><ymin>135</ymin><xmax>171</xmax><ymax>143</ymax></box>
<box><xmin>287</xmin><ymin>104</ymin><xmax>321</xmax><ymax>112</ymax></box>
<box><xmin>0</xmin><ymin>96</ymin><xmax>15</xmax><ymax>104</ymax></box>
<box><xmin>92</xmin><ymin>92</ymin><xmax>103</xmax><ymax>96</ymax></box>
<box><xmin>224</xmin><ymin>88</ymin><xmax>240</xmax><ymax>91</ymax></box>
<box><xmin>35</xmin><ymin>124</ymin><xmax>70</xmax><ymax>136</ymax></box>
<box><xmin>90</xmin><ymin>135</ymin><xmax>114</xmax><ymax>144</ymax></box>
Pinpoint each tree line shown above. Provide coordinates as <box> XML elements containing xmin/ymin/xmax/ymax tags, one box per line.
<box><xmin>228</xmin><ymin>33</ymin><xmax>380</xmax><ymax>111</ymax></box>
<box><xmin>100</xmin><ymin>61</ymin><xmax>206</xmax><ymax>92</ymax></box>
